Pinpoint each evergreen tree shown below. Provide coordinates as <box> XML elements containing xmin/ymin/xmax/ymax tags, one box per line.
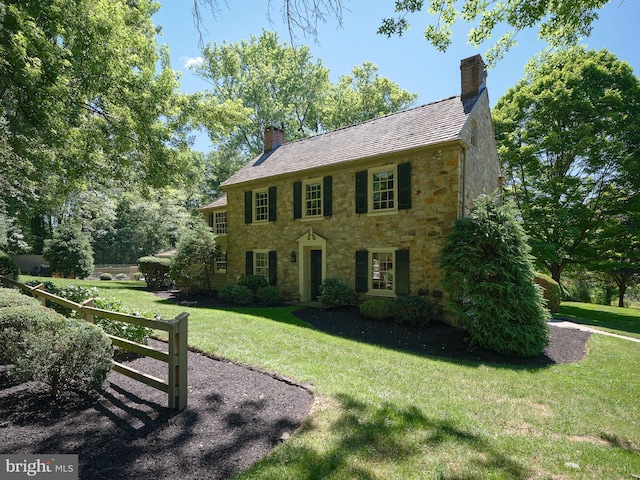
<box><xmin>43</xmin><ymin>223</ymin><xmax>94</xmax><ymax>279</ymax></box>
<box><xmin>440</xmin><ymin>195</ymin><xmax>550</xmax><ymax>358</ymax></box>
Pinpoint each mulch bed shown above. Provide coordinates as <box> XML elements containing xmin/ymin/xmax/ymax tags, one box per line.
<box><xmin>0</xmin><ymin>296</ymin><xmax>591</xmax><ymax>479</ymax></box>
<box><xmin>294</xmin><ymin>306</ymin><xmax>591</xmax><ymax>367</ymax></box>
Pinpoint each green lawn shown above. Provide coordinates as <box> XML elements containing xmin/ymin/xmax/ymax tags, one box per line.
<box><xmin>16</xmin><ymin>276</ymin><xmax>640</xmax><ymax>479</ymax></box>
<box><xmin>558</xmin><ymin>301</ymin><xmax>640</xmax><ymax>340</ymax></box>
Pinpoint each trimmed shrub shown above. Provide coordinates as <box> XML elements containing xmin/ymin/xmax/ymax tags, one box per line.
<box><xmin>218</xmin><ymin>283</ymin><xmax>236</xmax><ymax>303</ymax></box>
<box><xmin>14</xmin><ymin>316</ymin><xmax>113</xmax><ymax>398</ymax></box>
<box><xmin>0</xmin><ymin>305</ymin><xmax>59</xmax><ymax>364</ymax></box>
<box><xmin>170</xmin><ymin>221</ymin><xmax>221</xmax><ymax>294</ymax></box>
<box><xmin>230</xmin><ymin>286</ymin><xmax>254</xmax><ymax>305</ymax></box>
<box><xmin>137</xmin><ymin>256</ymin><xmax>171</xmax><ymax>290</ymax></box>
<box><xmin>256</xmin><ymin>286</ymin><xmax>282</xmax><ymax>306</ymax></box>
<box><xmin>132</xmin><ymin>272</ymin><xmax>144</xmax><ymax>281</ymax></box>
<box><xmin>0</xmin><ymin>250</ymin><xmax>19</xmax><ymax>280</ymax></box>
<box><xmin>115</xmin><ymin>273</ymin><xmax>127</xmax><ymax>280</ymax></box>
<box><xmin>21</xmin><ymin>283</ymin><xmax>152</xmax><ymax>345</ymax></box>
<box><xmin>392</xmin><ymin>295</ymin><xmax>432</xmax><ymax>327</ymax></box>
<box><xmin>318</xmin><ymin>278</ymin><xmax>356</xmax><ymax>307</ymax></box>
<box><xmin>93</xmin><ymin>297</ymin><xmax>152</xmax><ymax>345</ymax></box>
<box><xmin>24</xmin><ymin>282</ymin><xmax>97</xmax><ymax>317</ymax></box>
<box><xmin>99</xmin><ymin>272</ymin><xmax>113</xmax><ymax>281</ymax></box>
<box><xmin>359</xmin><ymin>299</ymin><xmax>392</xmax><ymax>320</ymax></box>
<box><xmin>239</xmin><ymin>275</ymin><xmax>268</xmax><ymax>296</ymax></box>
<box><xmin>440</xmin><ymin>196</ymin><xmax>550</xmax><ymax>357</ymax></box>
<box><xmin>0</xmin><ymin>288</ymin><xmax>40</xmax><ymax>308</ymax></box>
<box><xmin>534</xmin><ymin>272</ymin><xmax>561</xmax><ymax>313</ymax></box>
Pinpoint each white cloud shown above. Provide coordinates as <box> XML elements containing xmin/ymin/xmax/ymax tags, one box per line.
<box><xmin>183</xmin><ymin>56</ymin><xmax>204</xmax><ymax>69</ymax></box>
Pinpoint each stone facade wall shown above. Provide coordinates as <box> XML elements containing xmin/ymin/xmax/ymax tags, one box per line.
<box><xmin>221</xmin><ymin>91</ymin><xmax>501</xmax><ymax>307</ymax></box>
<box><xmin>224</xmin><ymin>143</ymin><xmax>463</xmax><ymax>301</ymax></box>
<box><xmin>460</xmin><ymin>92</ymin><xmax>502</xmax><ymax>214</ymax></box>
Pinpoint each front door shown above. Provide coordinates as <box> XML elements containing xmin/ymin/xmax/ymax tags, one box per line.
<box><xmin>310</xmin><ymin>249</ymin><xmax>323</xmax><ymax>301</ymax></box>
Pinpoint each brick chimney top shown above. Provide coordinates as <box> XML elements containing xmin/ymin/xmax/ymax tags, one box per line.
<box><xmin>264</xmin><ymin>126</ymin><xmax>285</xmax><ymax>153</ymax></box>
<box><xmin>460</xmin><ymin>55</ymin><xmax>487</xmax><ymax>100</ymax></box>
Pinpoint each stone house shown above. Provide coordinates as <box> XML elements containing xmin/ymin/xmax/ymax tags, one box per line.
<box><xmin>199</xmin><ymin>55</ymin><xmax>502</xmax><ymax>304</ymax></box>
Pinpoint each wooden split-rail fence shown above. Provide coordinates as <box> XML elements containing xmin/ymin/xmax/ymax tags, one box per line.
<box><xmin>0</xmin><ymin>275</ymin><xmax>188</xmax><ymax>411</ymax></box>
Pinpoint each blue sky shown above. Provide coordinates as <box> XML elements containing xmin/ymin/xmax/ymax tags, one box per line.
<box><xmin>153</xmin><ymin>0</ymin><xmax>640</xmax><ymax>152</ymax></box>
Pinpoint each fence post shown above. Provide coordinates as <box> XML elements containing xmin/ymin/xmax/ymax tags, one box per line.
<box><xmin>81</xmin><ymin>298</ymin><xmax>95</xmax><ymax>323</ymax></box>
<box><xmin>167</xmin><ymin>312</ymin><xmax>189</xmax><ymax>411</ymax></box>
<box><xmin>30</xmin><ymin>283</ymin><xmax>46</xmax><ymax>306</ymax></box>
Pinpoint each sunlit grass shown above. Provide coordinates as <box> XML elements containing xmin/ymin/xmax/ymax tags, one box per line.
<box><xmin>16</xmin><ymin>276</ymin><xmax>640</xmax><ymax>479</ymax></box>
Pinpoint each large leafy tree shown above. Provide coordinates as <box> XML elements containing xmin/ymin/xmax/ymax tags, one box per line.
<box><xmin>193</xmin><ymin>0</ymin><xmax>614</xmax><ymax>64</ymax></box>
<box><xmin>195</xmin><ymin>30</ymin><xmax>416</xmax><ymax>161</ymax></box>
<box><xmin>592</xmin><ymin>195</ymin><xmax>640</xmax><ymax>307</ymax></box>
<box><xmin>195</xmin><ymin>30</ymin><xmax>332</xmax><ymax>157</ymax></box>
<box><xmin>322</xmin><ymin>62</ymin><xmax>417</xmax><ymax>131</ymax></box>
<box><xmin>43</xmin><ymin>223</ymin><xmax>94</xmax><ymax>279</ymax></box>
<box><xmin>92</xmin><ymin>191</ymin><xmax>195</xmax><ymax>265</ymax></box>
<box><xmin>0</xmin><ymin>0</ymin><xmax>245</xmax><ymax>251</ymax></box>
<box><xmin>493</xmin><ymin>47</ymin><xmax>640</xmax><ymax>284</ymax></box>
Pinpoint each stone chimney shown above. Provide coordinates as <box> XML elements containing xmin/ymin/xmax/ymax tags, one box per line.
<box><xmin>264</xmin><ymin>126</ymin><xmax>285</xmax><ymax>153</ymax></box>
<box><xmin>460</xmin><ymin>55</ymin><xmax>487</xmax><ymax>100</ymax></box>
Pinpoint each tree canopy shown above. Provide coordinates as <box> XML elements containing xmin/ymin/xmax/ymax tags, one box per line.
<box><xmin>493</xmin><ymin>47</ymin><xmax>640</xmax><ymax>284</ymax></box>
<box><xmin>193</xmin><ymin>0</ymin><xmax>613</xmax><ymax>64</ymax></box>
<box><xmin>194</xmin><ymin>30</ymin><xmax>416</xmax><ymax>160</ymax></box>
<box><xmin>0</xmin><ymin>0</ymin><xmax>246</xmax><ymax>251</ymax></box>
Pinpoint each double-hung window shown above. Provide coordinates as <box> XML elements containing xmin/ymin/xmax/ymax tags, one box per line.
<box><xmin>245</xmin><ymin>186</ymin><xmax>277</xmax><ymax>224</ymax></box>
<box><xmin>254</xmin><ymin>190</ymin><xmax>269</xmax><ymax>222</ymax></box>
<box><xmin>304</xmin><ymin>180</ymin><xmax>323</xmax><ymax>217</ymax></box>
<box><xmin>356</xmin><ymin>249</ymin><xmax>409</xmax><ymax>296</ymax></box>
<box><xmin>214</xmin><ymin>211</ymin><xmax>227</xmax><ymax>235</ymax></box>
<box><xmin>371</xmin><ymin>250</ymin><xmax>395</xmax><ymax>292</ymax></box>
<box><xmin>215</xmin><ymin>252</ymin><xmax>227</xmax><ymax>273</ymax></box>
<box><xmin>293</xmin><ymin>176</ymin><xmax>333</xmax><ymax>219</ymax></box>
<box><xmin>371</xmin><ymin>167</ymin><xmax>396</xmax><ymax>212</ymax></box>
<box><xmin>254</xmin><ymin>251</ymin><xmax>269</xmax><ymax>278</ymax></box>
<box><xmin>245</xmin><ymin>250</ymin><xmax>277</xmax><ymax>285</ymax></box>
<box><xmin>355</xmin><ymin>163</ymin><xmax>411</xmax><ymax>214</ymax></box>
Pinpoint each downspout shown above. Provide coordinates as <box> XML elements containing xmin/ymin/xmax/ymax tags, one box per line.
<box><xmin>460</xmin><ymin>148</ymin><xmax>467</xmax><ymax>219</ymax></box>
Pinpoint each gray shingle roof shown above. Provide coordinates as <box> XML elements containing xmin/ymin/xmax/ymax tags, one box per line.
<box><xmin>221</xmin><ymin>94</ymin><xmax>479</xmax><ymax>187</ymax></box>
<box><xmin>198</xmin><ymin>193</ymin><xmax>227</xmax><ymax>210</ymax></box>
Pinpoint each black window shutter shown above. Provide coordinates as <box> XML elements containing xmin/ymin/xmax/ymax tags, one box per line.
<box><xmin>398</xmin><ymin>162</ymin><xmax>411</xmax><ymax>210</ymax></box>
<box><xmin>268</xmin><ymin>251</ymin><xmax>277</xmax><ymax>286</ymax></box>
<box><xmin>323</xmin><ymin>176</ymin><xmax>333</xmax><ymax>216</ymax></box>
<box><xmin>245</xmin><ymin>251</ymin><xmax>253</xmax><ymax>276</ymax></box>
<box><xmin>244</xmin><ymin>191</ymin><xmax>252</xmax><ymax>224</ymax></box>
<box><xmin>355</xmin><ymin>171</ymin><xmax>367</xmax><ymax>213</ymax></box>
<box><xmin>395</xmin><ymin>249</ymin><xmax>410</xmax><ymax>295</ymax></box>
<box><xmin>293</xmin><ymin>181</ymin><xmax>302</xmax><ymax>219</ymax></box>
<box><xmin>208</xmin><ymin>212</ymin><xmax>214</xmax><ymax>228</ymax></box>
<box><xmin>355</xmin><ymin>250</ymin><xmax>368</xmax><ymax>292</ymax></box>
<box><xmin>268</xmin><ymin>186</ymin><xmax>277</xmax><ymax>221</ymax></box>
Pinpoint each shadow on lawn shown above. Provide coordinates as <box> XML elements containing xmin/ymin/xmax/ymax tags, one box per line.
<box><xmin>292</xmin><ymin>307</ymin><xmax>583</xmax><ymax>369</ymax></box>
<box><xmin>157</xmin><ymin>291</ymin><xmax>589</xmax><ymax>369</ymax></box>
<box><xmin>247</xmin><ymin>392</ymin><xmax>531</xmax><ymax>480</ymax></box>
<box><xmin>557</xmin><ymin>303</ymin><xmax>640</xmax><ymax>337</ymax></box>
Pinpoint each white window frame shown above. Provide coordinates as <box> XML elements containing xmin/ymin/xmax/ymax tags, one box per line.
<box><xmin>253</xmin><ymin>189</ymin><xmax>269</xmax><ymax>223</ymax></box>
<box><xmin>254</xmin><ymin>250</ymin><xmax>270</xmax><ymax>279</ymax></box>
<box><xmin>302</xmin><ymin>178</ymin><xmax>323</xmax><ymax>219</ymax></box>
<box><xmin>214</xmin><ymin>211</ymin><xmax>227</xmax><ymax>235</ymax></box>
<box><xmin>368</xmin><ymin>248</ymin><xmax>397</xmax><ymax>296</ymax></box>
<box><xmin>470</xmin><ymin>120</ymin><xmax>478</xmax><ymax>147</ymax></box>
<box><xmin>215</xmin><ymin>251</ymin><xmax>227</xmax><ymax>273</ymax></box>
<box><xmin>369</xmin><ymin>166</ymin><xmax>398</xmax><ymax>214</ymax></box>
